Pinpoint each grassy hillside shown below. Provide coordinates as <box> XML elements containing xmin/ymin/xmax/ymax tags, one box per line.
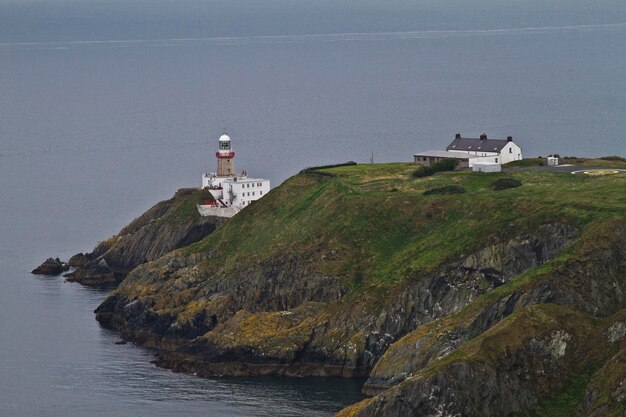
<box><xmin>98</xmin><ymin>160</ymin><xmax>626</xmax><ymax>416</ymax></box>
<box><xmin>183</xmin><ymin>161</ymin><xmax>625</xmax><ymax>291</ymax></box>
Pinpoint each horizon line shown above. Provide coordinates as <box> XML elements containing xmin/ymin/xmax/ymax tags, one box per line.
<box><xmin>1</xmin><ymin>22</ymin><xmax>625</xmax><ymax>50</ymax></box>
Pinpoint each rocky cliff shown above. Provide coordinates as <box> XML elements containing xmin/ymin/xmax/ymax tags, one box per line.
<box><xmin>93</xmin><ymin>163</ymin><xmax>626</xmax><ymax>416</ymax></box>
<box><xmin>65</xmin><ymin>188</ymin><xmax>223</xmax><ymax>286</ymax></box>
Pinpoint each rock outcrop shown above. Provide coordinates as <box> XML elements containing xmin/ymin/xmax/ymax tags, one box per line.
<box><xmin>31</xmin><ymin>257</ymin><xmax>69</xmax><ymax>276</ymax></box>
<box><xmin>341</xmin><ymin>305</ymin><xmax>626</xmax><ymax>417</ymax></box>
<box><xmin>64</xmin><ymin>188</ymin><xmax>223</xmax><ymax>286</ymax></box>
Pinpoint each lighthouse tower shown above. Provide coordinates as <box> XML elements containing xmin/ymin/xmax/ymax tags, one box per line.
<box><xmin>216</xmin><ymin>133</ymin><xmax>235</xmax><ymax>177</ymax></box>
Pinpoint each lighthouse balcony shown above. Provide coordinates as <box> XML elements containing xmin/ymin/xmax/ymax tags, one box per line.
<box><xmin>216</xmin><ymin>151</ymin><xmax>235</xmax><ymax>158</ymax></box>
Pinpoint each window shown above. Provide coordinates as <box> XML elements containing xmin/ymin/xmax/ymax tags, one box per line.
<box><xmin>260</xmin><ymin>191</ymin><xmax>263</xmax><ymax>195</ymax></box>
<box><xmin>495</xmin><ymin>158</ymin><xmax>498</xmax><ymax>163</ymax></box>
<box><xmin>509</xmin><ymin>148</ymin><xmax>512</xmax><ymax>153</ymax></box>
<box><xmin>252</xmin><ymin>192</ymin><xmax>255</xmax><ymax>196</ymax></box>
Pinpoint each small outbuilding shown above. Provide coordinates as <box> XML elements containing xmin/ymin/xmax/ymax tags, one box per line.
<box><xmin>547</xmin><ymin>155</ymin><xmax>559</xmax><ymax>166</ymax></box>
<box><xmin>472</xmin><ymin>162</ymin><xmax>502</xmax><ymax>173</ymax></box>
<box><xmin>413</xmin><ymin>150</ymin><xmax>477</xmax><ymax>169</ymax></box>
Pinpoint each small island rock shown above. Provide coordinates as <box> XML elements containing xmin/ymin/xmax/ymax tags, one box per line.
<box><xmin>31</xmin><ymin>258</ymin><xmax>69</xmax><ymax>276</ymax></box>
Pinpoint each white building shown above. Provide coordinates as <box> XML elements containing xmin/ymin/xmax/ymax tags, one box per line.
<box><xmin>198</xmin><ymin>132</ymin><xmax>270</xmax><ymax>218</ymax></box>
<box><xmin>547</xmin><ymin>155</ymin><xmax>559</xmax><ymax>166</ymax></box>
<box><xmin>446</xmin><ymin>133</ymin><xmax>523</xmax><ymax>165</ymax></box>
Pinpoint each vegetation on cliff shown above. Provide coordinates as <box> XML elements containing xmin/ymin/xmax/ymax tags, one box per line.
<box><xmin>93</xmin><ymin>160</ymin><xmax>626</xmax><ymax>416</ymax></box>
<box><xmin>64</xmin><ymin>188</ymin><xmax>222</xmax><ymax>286</ymax></box>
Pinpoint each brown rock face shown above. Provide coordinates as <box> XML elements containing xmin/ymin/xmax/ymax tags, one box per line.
<box><xmin>63</xmin><ymin>188</ymin><xmax>222</xmax><ymax>286</ymax></box>
<box><xmin>67</xmin><ymin>253</ymin><xmax>90</xmax><ymax>268</ymax></box>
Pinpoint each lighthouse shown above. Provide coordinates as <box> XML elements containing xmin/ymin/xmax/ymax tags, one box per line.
<box><xmin>200</xmin><ymin>131</ymin><xmax>271</xmax><ymax>217</ymax></box>
<box><xmin>216</xmin><ymin>133</ymin><xmax>235</xmax><ymax>177</ymax></box>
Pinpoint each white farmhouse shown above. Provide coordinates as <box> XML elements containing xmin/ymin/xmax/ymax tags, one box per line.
<box><xmin>198</xmin><ymin>132</ymin><xmax>270</xmax><ymax>218</ymax></box>
<box><xmin>446</xmin><ymin>133</ymin><xmax>523</xmax><ymax>165</ymax></box>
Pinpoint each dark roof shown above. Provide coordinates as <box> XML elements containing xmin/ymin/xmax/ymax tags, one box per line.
<box><xmin>446</xmin><ymin>136</ymin><xmax>510</xmax><ymax>153</ymax></box>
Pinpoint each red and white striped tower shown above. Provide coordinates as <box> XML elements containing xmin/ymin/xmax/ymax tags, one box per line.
<box><xmin>216</xmin><ymin>132</ymin><xmax>235</xmax><ymax>176</ymax></box>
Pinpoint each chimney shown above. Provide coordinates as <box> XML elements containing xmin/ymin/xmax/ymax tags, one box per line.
<box><xmin>480</xmin><ymin>133</ymin><xmax>487</xmax><ymax>140</ymax></box>
<box><xmin>455</xmin><ymin>133</ymin><xmax>461</xmax><ymax>139</ymax></box>
<box><xmin>507</xmin><ymin>136</ymin><xmax>513</xmax><ymax>142</ymax></box>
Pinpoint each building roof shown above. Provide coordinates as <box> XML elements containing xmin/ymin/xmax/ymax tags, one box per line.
<box><xmin>446</xmin><ymin>134</ymin><xmax>512</xmax><ymax>153</ymax></box>
<box><xmin>413</xmin><ymin>150</ymin><xmax>478</xmax><ymax>160</ymax></box>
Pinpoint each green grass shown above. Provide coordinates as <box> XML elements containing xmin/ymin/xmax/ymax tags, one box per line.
<box><xmin>505</xmin><ymin>158</ymin><xmax>546</xmax><ymax>167</ymax></box>
<box><xmin>163</xmin><ymin>188</ymin><xmax>215</xmax><ymax>222</ymax></box>
<box><xmin>423</xmin><ymin>185</ymin><xmax>465</xmax><ymax>195</ymax></box>
<box><xmin>506</xmin><ymin>156</ymin><xmax>626</xmax><ymax>169</ymax></box>
<box><xmin>490</xmin><ymin>177</ymin><xmax>522</xmax><ymax>190</ymax></box>
<box><xmin>181</xmin><ymin>163</ymin><xmax>625</xmax><ymax>289</ymax></box>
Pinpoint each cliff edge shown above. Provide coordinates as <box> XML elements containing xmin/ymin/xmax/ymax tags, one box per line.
<box><xmin>64</xmin><ymin>188</ymin><xmax>223</xmax><ymax>286</ymax></box>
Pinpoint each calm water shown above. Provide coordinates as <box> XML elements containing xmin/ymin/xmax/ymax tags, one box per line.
<box><xmin>1</xmin><ymin>0</ymin><xmax>626</xmax><ymax>415</ymax></box>
<box><xmin>0</xmin><ymin>249</ymin><xmax>365</xmax><ymax>417</ymax></box>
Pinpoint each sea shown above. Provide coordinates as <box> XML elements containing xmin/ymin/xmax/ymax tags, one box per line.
<box><xmin>1</xmin><ymin>0</ymin><xmax>625</xmax><ymax>415</ymax></box>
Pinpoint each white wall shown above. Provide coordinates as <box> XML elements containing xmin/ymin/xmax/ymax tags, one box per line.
<box><xmin>226</xmin><ymin>178</ymin><xmax>270</xmax><ymax>208</ymax></box>
<box><xmin>472</xmin><ymin>162</ymin><xmax>501</xmax><ymax>172</ymax></box>
<box><xmin>448</xmin><ymin>149</ymin><xmax>498</xmax><ymax>157</ymax></box>
<box><xmin>202</xmin><ymin>173</ymin><xmax>227</xmax><ymax>189</ymax></box>
<box><xmin>469</xmin><ymin>155</ymin><xmax>499</xmax><ymax>167</ymax></box>
<box><xmin>197</xmin><ymin>205</ymin><xmax>239</xmax><ymax>218</ymax></box>
<box><xmin>500</xmin><ymin>142</ymin><xmax>523</xmax><ymax>164</ymax></box>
